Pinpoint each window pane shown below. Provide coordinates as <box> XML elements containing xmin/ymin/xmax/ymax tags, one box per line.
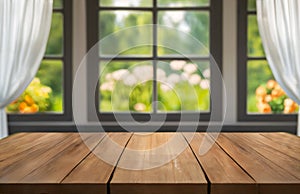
<box><xmin>45</xmin><ymin>13</ymin><xmax>63</xmax><ymax>56</ymax></box>
<box><xmin>100</xmin><ymin>0</ymin><xmax>152</xmax><ymax>7</ymax></box>
<box><xmin>53</xmin><ymin>0</ymin><xmax>63</xmax><ymax>9</ymax></box>
<box><xmin>247</xmin><ymin>60</ymin><xmax>298</xmax><ymax>114</ymax></box>
<box><xmin>6</xmin><ymin>60</ymin><xmax>63</xmax><ymax>114</ymax></box>
<box><xmin>248</xmin><ymin>0</ymin><xmax>256</xmax><ymax>11</ymax></box>
<box><xmin>158</xmin><ymin>11</ymin><xmax>209</xmax><ymax>56</ymax></box>
<box><xmin>157</xmin><ymin>60</ymin><xmax>210</xmax><ymax>112</ymax></box>
<box><xmin>99</xmin><ymin>11</ymin><xmax>152</xmax><ymax>56</ymax></box>
<box><xmin>99</xmin><ymin>61</ymin><xmax>153</xmax><ymax>112</ymax></box>
<box><xmin>158</xmin><ymin>0</ymin><xmax>209</xmax><ymax>7</ymax></box>
<box><xmin>248</xmin><ymin>15</ymin><xmax>265</xmax><ymax>57</ymax></box>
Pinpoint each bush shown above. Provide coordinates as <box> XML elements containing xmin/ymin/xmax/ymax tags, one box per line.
<box><xmin>6</xmin><ymin>78</ymin><xmax>52</xmax><ymax>114</ymax></box>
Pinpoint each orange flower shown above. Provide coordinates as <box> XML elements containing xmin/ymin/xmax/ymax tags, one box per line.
<box><xmin>274</xmin><ymin>84</ymin><xmax>282</xmax><ymax>90</ymax></box>
<box><xmin>19</xmin><ymin>102</ymin><xmax>27</xmax><ymax>112</ymax></box>
<box><xmin>284</xmin><ymin>98</ymin><xmax>294</xmax><ymax>107</ymax></box>
<box><xmin>256</xmin><ymin>86</ymin><xmax>267</xmax><ymax>97</ymax></box>
<box><xmin>283</xmin><ymin>98</ymin><xmax>298</xmax><ymax>114</ymax></box>
<box><xmin>284</xmin><ymin>106</ymin><xmax>296</xmax><ymax>114</ymax></box>
<box><xmin>256</xmin><ymin>96</ymin><xmax>264</xmax><ymax>103</ymax></box>
<box><xmin>257</xmin><ymin>102</ymin><xmax>271</xmax><ymax>113</ymax></box>
<box><xmin>271</xmin><ymin>89</ymin><xmax>284</xmax><ymax>98</ymax></box>
<box><xmin>19</xmin><ymin>102</ymin><xmax>39</xmax><ymax>114</ymax></box>
<box><xmin>30</xmin><ymin>104</ymin><xmax>39</xmax><ymax>113</ymax></box>
<box><xmin>264</xmin><ymin>95</ymin><xmax>272</xmax><ymax>103</ymax></box>
<box><xmin>24</xmin><ymin>95</ymin><xmax>34</xmax><ymax>105</ymax></box>
<box><xmin>22</xmin><ymin>107</ymin><xmax>32</xmax><ymax>114</ymax></box>
<box><xmin>267</xmin><ymin>80</ymin><xmax>277</xmax><ymax>90</ymax></box>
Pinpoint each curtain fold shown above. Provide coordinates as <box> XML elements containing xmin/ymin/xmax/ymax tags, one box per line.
<box><xmin>257</xmin><ymin>0</ymin><xmax>300</xmax><ymax>136</ymax></box>
<box><xmin>0</xmin><ymin>0</ymin><xmax>53</xmax><ymax>138</ymax></box>
<box><xmin>0</xmin><ymin>109</ymin><xmax>7</xmax><ymax>138</ymax></box>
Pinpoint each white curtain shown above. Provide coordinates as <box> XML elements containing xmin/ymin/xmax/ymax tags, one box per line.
<box><xmin>257</xmin><ymin>0</ymin><xmax>300</xmax><ymax>136</ymax></box>
<box><xmin>0</xmin><ymin>0</ymin><xmax>53</xmax><ymax>138</ymax></box>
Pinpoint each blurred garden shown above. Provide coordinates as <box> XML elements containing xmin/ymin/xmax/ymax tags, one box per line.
<box><xmin>7</xmin><ymin>0</ymin><xmax>297</xmax><ymax>114</ymax></box>
<box><xmin>247</xmin><ymin>0</ymin><xmax>298</xmax><ymax>114</ymax></box>
<box><xmin>100</xmin><ymin>60</ymin><xmax>210</xmax><ymax>112</ymax></box>
<box><xmin>6</xmin><ymin>0</ymin><xmax>63</xmax><ymax>114</ymax></box>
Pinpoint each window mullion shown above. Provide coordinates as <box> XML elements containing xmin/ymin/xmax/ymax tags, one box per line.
<box><xmin>152</xmin><ymin>0</ymin><xmax>158</xmax><ymax>113</ymax></box>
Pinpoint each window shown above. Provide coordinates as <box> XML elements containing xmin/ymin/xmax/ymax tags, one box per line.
<box><xmin>7</xmin><ymin>0</ymin><xmax>72</xmax><ymax>121</ymax></box>
<box><xmin>87</xmin><ymin>0</ymin><xmax>222</xmax><ymax>122</ymax></box>
<box><xmin>238</xmin><ymin>0</ymin><xmax>298</xmax><ymax>121</ymax></box>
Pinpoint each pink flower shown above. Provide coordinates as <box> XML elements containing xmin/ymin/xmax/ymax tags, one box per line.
<box><xmin>188</xmin><ymin>74</ymin><xmax>201</xmax><ymax>85</ymax></box>
<box><xmin>170</xmin><ymin>60</ymin><xmax>186</xmax><ymax>71</ymax></box>
<box><xmin>183</xmin><ymin>63</ymin><xmax>197</xmax><ymax>74</ymax></box>
<box><xmin>134</xmin><ymin>103</ymin><xmax>146</xmax><ymax>112</ymax></box>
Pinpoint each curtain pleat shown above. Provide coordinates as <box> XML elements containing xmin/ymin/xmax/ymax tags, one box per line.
<box><xmin>257</xmin><ymin>0</ymin><xmax>300</xmax><ymax>135</ymax></box>
<box><xmin>0</xmin><ymin>0</ymin><xmax>53</xmax><ymax>138</ymax></box>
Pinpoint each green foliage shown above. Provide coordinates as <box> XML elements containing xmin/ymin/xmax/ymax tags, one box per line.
<box><xmin>247</xmin><ymin>61</ymin><xmax>273</xmax><ymax>95</ymax></box>
<box><xmin>100</xmin><ymin>61</ymin><xmax>210</xmax><ymax>112</ymax></box>
<box><xmin>99</xmin><ymin>11</ymin><xmax>152</xmax><ymax>55</ymax></box>
<box><xmin>36</xmin><ymin>60</ymin><xmax>62</xmax><ymax>96</ymax></box>
<box><xmin>7</xmin><ymin>78</ymin><xmax>52</xmax><ymax>113</ymax></box>
<box><xmin>248</xmin><ymin>0</ymin><xmax>256</xmax><ymax>10</ymax></box>
<box><xmin>247</xmin><ymin>61</ymin><xmax>274</xmax><ymax>113</ymax></box>
<box><xmin>248</xmin><ymin>16</ymin><xmax>265</xmax><ymax>57</ymax></box>
<box><xmin>186</xmin><ymin>12</ymin><xmax>209</xmax><ymax>49</ymax></box>
<box><xmin>269</xmin><ymin>96</ymin><xmax>285</xmax><ymax>113</ymax></box>
<box><xmin>45</xmin><ymin>13</ymin><xmax>63</xmax><ymax>55</ymax></box>
<box><xmin>129</xmin><ymin>81</ymin><xmax>153</xmax><ymax>111</ymax></box>
<box><xmin>12</xmin><ymin>0</ymin><xmax>272</xmax><ymax>114</ymax></box>
<box><xmin>99</xmin><ymin>12</ymin><xmax>116</xmax><ymax>39</ymax></box>
<box><xmin>158</xmin><ymin>83</ymin><xmax>209</xmax><ymax>111</ymax></box>
<box><xmin>36</xmin><ymin>60</ymin><xmax>63</xmax><ymax>112</ymax></box>
<box><xmin>53</xmin><ymin>0</ymin><xmax>63</xmax><ymax>8</ymax></box>
<box><xmin>158</xmin><ymin>0</ymin><xmax>209</xmax><ymax>7</ymax></box>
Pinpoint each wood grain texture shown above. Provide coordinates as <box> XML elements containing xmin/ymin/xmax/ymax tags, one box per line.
<box><xmin>0</xmin><ymin>133</ymin><xmax>105</xmax><ymax>194</ymax></box>
<box><xmin>214</xmin><ymin>133</ymin><xmax>300</xmax><ymax>194</ymax></box>
<box><xmin>62</xmin><ymin>133</ymin><xmax>132</xmax><ymax>194</ymax></box>
<box><xmin>0</xmin><ymin>133</ymin><xmax>76</xmax><ymax>183</ymax></box>
<box><xmin>185</xmin><ymin>133</ymin><xmax>257</xmax><ymax>194</ymax></box>
<box><xmin>0</xmin><ymin>133</ymin><xmax>28</xmax><ymax>147</ymax></box>
<box><xmin>110</xmin><ymin>133</ymin><xmax>207</xmax><ymax>194</ymax></box>
<box><xmin>0</xmin><ymin>133</ymin><xmax>66</xmax><ymax>162</ymax></box>
<box><xmin>19</xmin><ymin>133</ymin><xmax>103</xmax><ymax>183</ymax></box>
<box><xmin>227</xmin><ymin>133</ymin><xmax>300</xmax><ymax>179</ymax></box>
<box><xmin>0</xmin><ymin>132</ymin><xmax>299</xmax><ymax>194</ymax></box>
<box><xmin>260</xmin><ymin>132</ymin><xmax>300</xmax><ymax>152</ymax></box>
<box><xmin>258</xmin><ymin>133</ymin><xmax>300</xmax><ymax>161</ymax></box>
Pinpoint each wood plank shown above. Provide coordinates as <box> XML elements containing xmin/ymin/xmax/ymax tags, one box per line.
<box><xmin>0</xmin><ymin>133</ymin><xmax>77</xmax><ymax>182</ymax></box>
<box><xmin>258</xmin><ymin>133</ymin><xmax>300</xmax><ymax>161</ymax></box>
<box><xmin>0</xmin><ymin>133</ymin><xmax>105</xmax><ymax>194</ymax></box>
<box><xmin>260</xmin><ymin>132</ymin><xmax>300</xmax><ymax>151</ymax></box>
<box><xmin>185</xmin><ymin>133</ymin><xmax>257</xmax><ymax>194</ymax></box>
<box><xmin>0</xmin><ymin>133</ymin><xmax>28</xmax><ymax>146</ymax></box>
<box><xmin>111</xmin><ymin>133</ymin><xmax>207</xmax><ymax>194</ymax></box>
<box><xmin>19</xmin><ymin>133</ymin><xmax>104</xmax><ymax>183</ymax></box>
<box><xmin>213</xmin><ymin>133</ymin><xmax>300</xmax><ymax>194</ymax></box>
<box><xmin>228</xmin><ymin>133</ymin><xmax>300</xmax><ymax>179</ymax></box>
<box><xmin>61</xmin><ymin>133</ymin><xmax>132</xmax><ymax>194</ymax></box>
<box><xmin>0</xmin><ymin>133</ymin><xmax>63</xmax><ymax>165</ymax></box>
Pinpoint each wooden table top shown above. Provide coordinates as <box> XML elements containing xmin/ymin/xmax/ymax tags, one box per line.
<box><xmin>0</xmin><ymin>132</ymin><xmax>299</xmax><ymax>194</ymax></box>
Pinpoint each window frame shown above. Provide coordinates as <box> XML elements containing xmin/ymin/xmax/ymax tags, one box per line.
<box><xmin>86</xmin><ymin>0</ymin><xmax>223</xmax><ymax>123</ymax></box>
<box><xmin>237</xmin><ymin>0</ymin><xmax>297</xmax><ymax>122</ymax></box>
<box><xmin>8</xmin><ymin>0</ymin><xmax>73</xmax><ymax>122</ymax></box>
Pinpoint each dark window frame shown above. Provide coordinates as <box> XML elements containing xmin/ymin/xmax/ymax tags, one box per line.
<box><xmin>86</xmin><ymin>0</ymin><xmax>223</xmax><ymax>123</ymax></box>
<box><xmin>237</xmin><ymin>0</ymin><xmax>297</xmax><ymax>121</ymax></box>
<box><xmin>8</xmin><ymin>0</ymin><xmax>73</xmax><ymax>122</ymax></box>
